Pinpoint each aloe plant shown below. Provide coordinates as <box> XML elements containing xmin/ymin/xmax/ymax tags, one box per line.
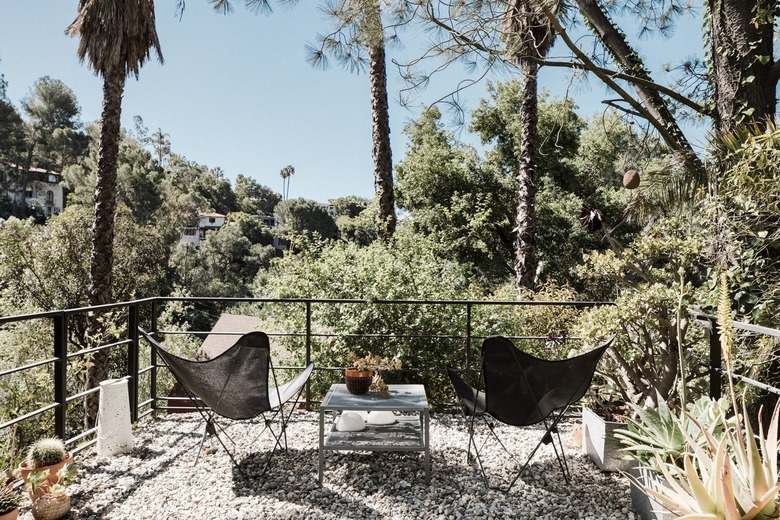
<box><xmin>641</xmin><ymin>399</ymin><xmax>780</xmax><ymax>519</ymax></box>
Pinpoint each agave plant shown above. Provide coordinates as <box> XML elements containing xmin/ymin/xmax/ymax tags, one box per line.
<box><xmin>618</xmin><ymin>395</ymin><xmax>731</xmax><ymax>472</ymax></box>
<box><xmin>641</xmin><ymin>399</ymin><xmax>780</xmax><ymax>519</ymax></box>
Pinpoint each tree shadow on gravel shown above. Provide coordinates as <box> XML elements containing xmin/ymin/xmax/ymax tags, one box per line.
<box><xmin>228</xmin><ymin>445</ymin><xmax>586</xmax><ymax>517</ymax></box>
<box><xmin>67</xmin><ymin>419</ymin><xmax>204</xmax><ymax>519</ymax></box>
<box><xmin>231</xmin><ymin>448</ymin><xmax>383</xmax><ymax>518</ymax></box>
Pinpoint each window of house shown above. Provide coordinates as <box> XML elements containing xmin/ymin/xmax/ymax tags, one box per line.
<box><xmin>209</xmin><ymin>217</ymin><xmax>216</xmax><ymax>224</ymax></box>
<box><xmin>46</xmin><ymin>191</ymin><xmax>54</xmax><ymax>203</ymax></box>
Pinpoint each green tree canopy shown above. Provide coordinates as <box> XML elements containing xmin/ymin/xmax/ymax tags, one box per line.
<box><xmin>234</xmin><ymin>173</ymin><xmax>280</xmax><ymax>216</ymax></box>
<box><xmin>274</xmin><ymin>197</ymin><xmax>338</xmax><ymax>240</ymax></box>
<box><xmin>21</xmin><ymin>76</ymin><xmax>89</xmax><ymax>171</ymax></box>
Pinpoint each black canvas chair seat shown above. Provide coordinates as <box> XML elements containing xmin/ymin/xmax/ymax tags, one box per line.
<box><xmin>448</xmin><ymin>334</ymin><xmax>614</xmax><ymax>492</ymax></box>
<box><xmin>139</xmin><ymin>327</ymin><xmax>314</xmax><ymax>471</ymax></box>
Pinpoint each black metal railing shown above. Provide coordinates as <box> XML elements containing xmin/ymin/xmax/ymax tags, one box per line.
<box><xmin>2</xmin><ymin>296</ymin><xmax>779</xmax><ymax>466</ymax></box>
<box><xmin>692</xmin><ymin>311</ymin><xmax>780</xmax><ymax>399</ymax></box>
<box><xmin>0</xmin><ymin>296</ymin><xmax>608</xmax><ymax>459</ymax></box>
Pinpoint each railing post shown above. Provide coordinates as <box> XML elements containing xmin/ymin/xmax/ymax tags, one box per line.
<box><xmin>53</xmin><ymin>314</ymin><xmax>67</xmax><ymax>440</ymax></box>
<box><xmin>465</xmin><ymin>303</ymin><xmax>472</xmax><ymax>378</ymax></box>
<box><xmin>150</xmin><ymin>299</ymin><xmax>158</xmax><ymax>415</ymax></box>
<box><xmin>305</xmin><ymin>300</ymin><xmax>312</xmax><ymax>410</ymax></box>
<box><xmin>708</xmin><ymin>317</ymin><xmax>722</xmax><ymax>400</ymax></box>
<box><xmin>128</xmin><ymin>303</ymin><xmax>139</xmax><ymax>423</ymax></box>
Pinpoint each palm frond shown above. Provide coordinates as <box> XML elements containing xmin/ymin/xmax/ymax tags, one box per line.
<box><xmin>67</xmin><ymin>0</ymin><xmax>163</xmax><ymax>78</ymax></box>
<box><xmin>210</xmin><ymin>0</ymin><xmax>234</xmax><ymax>14</ymax></box>
<box><xmin>623</xmin><ymin>152</ymin><xmax>708</xmax><ymax>225</ymax></box>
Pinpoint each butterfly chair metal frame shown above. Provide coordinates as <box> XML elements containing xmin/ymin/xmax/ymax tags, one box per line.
<box><xmin>138</xmin><ymin>327</ymin><xmax>314</xmax><ymax>473</ymax></box>
<box><xmin>446</xmin><ymin>366</ymin><xmax>546</xmax><ymax>485</ymax></box>
<box><xmin>445</xmin><ymin>366</ymin><xmax>491</xmax><ymax>464</ymax></box>
<box><xmin>449</xmin><ymin>335</ymin><xmax>614</xmax><ymax>493</ymax></box>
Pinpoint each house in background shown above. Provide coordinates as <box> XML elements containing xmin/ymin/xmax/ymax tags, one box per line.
<box><xmin>180</xmin><ymin>211</ymin><xmax>227</xmax><ymax>246</ymax></box>
<box><xmin>1</xmin><ymin>165</ymin><xmax>65</xmax><ymax>219</ymax></box>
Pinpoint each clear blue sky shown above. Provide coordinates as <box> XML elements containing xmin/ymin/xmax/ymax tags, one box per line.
<box><xmin>0</xmin><ymin>1</ymin><xmax>707</xmax><ymax>203</ymax></box>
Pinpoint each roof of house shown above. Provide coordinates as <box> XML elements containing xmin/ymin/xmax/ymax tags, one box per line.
<box><xmin>200</xmin><ymin>212</ymin><xmax>226</xmax><ymax>219</ymax></box>
<box><xmin>197</xmin><ymin>313</ymin><xmax>263</xmax><ymax>360</ymax></box>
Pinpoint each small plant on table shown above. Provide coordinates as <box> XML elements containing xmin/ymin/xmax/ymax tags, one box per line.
<box><xmin>346</xmin><ymin>352</ymin><xmax>402</xmax><ymax>397</ymax></box>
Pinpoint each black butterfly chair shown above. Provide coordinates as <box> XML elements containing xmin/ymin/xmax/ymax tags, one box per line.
<box><xmin>448</xmin><ymin>335</ymin><xmax>614</xmax><ymax>492</ymax></box>
<box><xmin>138</xmin><ymin>327</ymin><xmax>314</xmax><ymax>472</ymax></box>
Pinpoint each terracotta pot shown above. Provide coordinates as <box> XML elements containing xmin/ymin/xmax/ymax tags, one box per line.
<box><xmin>0</xmin><ymin>508</ymin><xmax>19</xmax><ymax>520</ymax></box>
<box><xmin>344</xmin><ymin>369</ymin><xmax>373</xmax><ymax>395</ymax></box>
<box><xmin>19</xmin><ymin>453</ymin><xmax>73</xmax><ymax>501</ymax></box>
<box><xmin>31</xmin><ymin>493</ymin><xmax>70</xmax><ymax>520</ymax></box>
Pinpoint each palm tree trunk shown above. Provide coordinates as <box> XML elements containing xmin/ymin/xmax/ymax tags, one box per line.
<box><xmin>574</xmin><ymin>0</ymin><xmax>704</xmax><ymax>177</ymax></box>
<box><xmin>515</xmin><ymin>60</ymin><xmax>539</xmax><ymax>290</ymax></box>
<box><xmin>367</xmin><ymin>2</ymin><xmax>396</xmax><ymax>241</ymax></box>
<box><xmin>709</xmin><ymin>0</ymin><xmax>776</xmax><ymax>132</ymax></box>
<box><xmin>84</xmin><ymin>67</ymin><xmax>125</xmax><ymax>429</ymax></box>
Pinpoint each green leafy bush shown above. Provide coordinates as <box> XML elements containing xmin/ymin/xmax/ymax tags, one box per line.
<box><xmin>574</xmin><ymin>216</ymin><xmax>710</xmax><ymax>407</ymax></box>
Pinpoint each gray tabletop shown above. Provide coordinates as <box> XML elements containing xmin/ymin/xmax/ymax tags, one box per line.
<box><xmin>321</xmin><ymin>384</ymin><xmax>429</xmax><ymax>412</ymax></box>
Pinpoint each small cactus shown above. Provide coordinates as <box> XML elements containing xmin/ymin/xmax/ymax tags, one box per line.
<box><xmin>27</xmin><ymin>437</ymin><xmax>66</xmax><ymax>468</ymax></box>
<box><xmin>0</xmin><ymin>488</ymin><xmax>21</xmax><ymax>515</ymax></box>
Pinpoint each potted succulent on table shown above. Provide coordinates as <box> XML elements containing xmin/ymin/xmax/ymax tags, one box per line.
<box><xmin>19</xmin><ymin>438</ymin><xmax>73</xmax><ymax>494</ymax></box>
<box><xmin>25</xmin><ymin>464</ymin><xmax>77</xmax><ymax>520</ymax></box>
<box><xmin>0</xmin><ymin>488</ymin><xmax>21</xmax><ymax>520</ymax></box>
<box><xmin>345</xmin><ymin>352</ymin><xmax>402</xmax><ymax>397</ymax></box>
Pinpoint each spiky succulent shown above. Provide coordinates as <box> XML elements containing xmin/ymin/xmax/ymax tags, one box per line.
<box><xmin>0</xmin><ymin>488</ymin><xmax>21</xmax><ymax>515</ymax></box>
<box><xmin>27</xmin><ymin>437</ymin><xmax>66</xmax><ymax>468</ymax></box>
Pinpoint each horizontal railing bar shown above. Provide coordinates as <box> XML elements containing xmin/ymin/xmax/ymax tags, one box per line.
<box><xmin>67</xmin><ymin>338</ymin><xmax>132</xmax><ymax>359</ymax></box>
<box><xmin>138</xmin><ymin>365</ymin><xmax>154</xmax><ymax>376</ymax></box>
<box><xmin>71</xmin><ymin>438</ymin><xmax>96</xmax><ymax>456</ymax></box>
<box><xmin>0</xmin><ymin>357</ymin><xmax>57</xmax><ymax>377</ymax></box>
<box><xmin>138</xmin><ymin>398</ymin><xmax>154</xmax><ymax>408</ymax></box>
<box><xmin>154</xmin><ymin>296</ymin><xmax>613</xmax><ymax>306</ymax></box>
<box><xmin>154</xmin><ymin>396</ymin><xmax>192</xmax><ymax>402</ymax></box>
<box><xmin>691</xmin><ymin>312</ymin><xmax>780</xmax><ymax>339</ymax></box>
<box><xmin>0</xmin><ymin>403</ymin><xmax>58</xmax><ymax>430</ymax></box>
<box><xmin>154</xmin><ymin>405</ymin><xmax>205</xmax><ymax>411</ymax></box>
<box><xmin>155</xmin><ymin>330</ymin><xmax>581</xmax><ymax>342</ymax></box>
<box><xmin>66</xmin><ymin>386</ymin><xmax>102</xmax><ymax>402</ymax></box>
<box><xmin>719</xmin><ymin>369</ymin><xmax>780</xmax><ymax>396</ymax></box>
<box><xmin>0</xmin><ymin>297</ymin><xmax>615</xmax><ymax>325</ymax></box>
<box><xmin>68</xmin><ymin>427</ymin><xmax>98</xmax><ymax>445</ymax></box>
<box><xmin>732</xmin><ymin>321</ymin><xmax>780</xmax><ymax>338</ymax></box>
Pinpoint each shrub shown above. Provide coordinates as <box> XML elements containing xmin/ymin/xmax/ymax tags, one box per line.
<box><xmin>574</xmin><ymin>216</ymin><xmax>710</xmax><ymax>407</ymax></box>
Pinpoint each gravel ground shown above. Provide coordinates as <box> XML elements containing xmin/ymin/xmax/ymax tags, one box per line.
<box><xmin>19</xmin><ymin>412</ymin><xmax>637</xmax><ymax>519</ymax></box>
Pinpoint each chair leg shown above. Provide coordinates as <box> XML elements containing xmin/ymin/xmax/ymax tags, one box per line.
<box><xmin>196</xmin><ymin>415</ymin><xmax>241</xmax><ymax>468</ymax></box>
<box><xmin>194</xmin><ymin>419</ymin><xmax>212</xmax><ymax>466</ymax></box>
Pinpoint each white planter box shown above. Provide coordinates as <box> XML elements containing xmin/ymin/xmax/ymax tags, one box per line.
<box><xmin>581</xmin><ymin>406</ymin><xmax>633</xmax><ymax>472</ymax></box>
<box><xmin>630</xmin><ymin>465</ymin><xmax>675</xmax><ymax>520</ymax></box>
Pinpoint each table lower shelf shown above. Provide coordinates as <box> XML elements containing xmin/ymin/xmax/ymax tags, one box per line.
<box><xmin>323</xmin><ymin>415</ymin><xmax>425</xmax><ymax>451</ymax></box>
